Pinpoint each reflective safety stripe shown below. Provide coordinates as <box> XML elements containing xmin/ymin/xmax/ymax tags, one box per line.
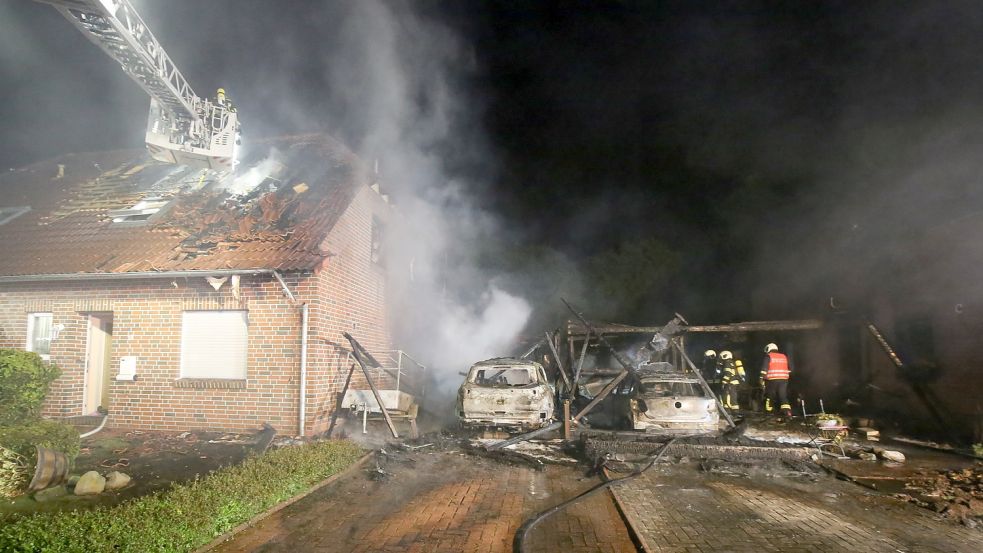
<box><xmin>780</xmin><ymin>403</ymin><xmax>792</xmax><ymax>409</ymax></box>
<box><xmin>765</xmin><ymin>353</ymin><xmax>790</xmax><ymax>380</ymax></box>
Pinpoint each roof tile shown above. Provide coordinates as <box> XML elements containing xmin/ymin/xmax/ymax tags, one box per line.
<box><xmin>0</xmin><ymin>134</ymin><xmax>365</xmax><ymax>277</ymax></box>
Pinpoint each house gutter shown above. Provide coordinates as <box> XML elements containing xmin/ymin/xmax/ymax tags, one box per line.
<box><xmin>0</xmin><ymin>269</ymin><xmax>276</xmax><ymax>283</ymax></box>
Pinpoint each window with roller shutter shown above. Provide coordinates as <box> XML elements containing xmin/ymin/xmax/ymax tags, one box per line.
<box><xmin>180</xmin><ymin>311</ymin><xmax>248</xmax><ymax>379</ymax></box>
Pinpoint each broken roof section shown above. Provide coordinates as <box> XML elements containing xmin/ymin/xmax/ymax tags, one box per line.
<box><xmin>0</xmin><ymin>134</ymin><xmax>367</xmax><ymax>277</ymax></box>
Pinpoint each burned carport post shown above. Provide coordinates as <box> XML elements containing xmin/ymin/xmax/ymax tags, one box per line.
<box><xmin>544</xmin><ymin>330</ymin><xmax>572</xmax><ymax>390</ymax></box>
<box><xmin>343</xmin><ymin>332</ymin><xmax>400</xmax><ymax>439</ymax></box>
<box><xmin>561</xmin><ymin>298</ymin><xmax>640</xmax><ymax>424</ymax></box>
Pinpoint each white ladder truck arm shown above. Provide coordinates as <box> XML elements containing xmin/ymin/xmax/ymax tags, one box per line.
<box><xmin>32</xmin><ymin>0</ymin><xmax>240</xmax><ymax>170</ymax></box>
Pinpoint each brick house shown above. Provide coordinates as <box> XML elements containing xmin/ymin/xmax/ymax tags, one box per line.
<box><xmin>0</xmin><ymin>134</ymin><xmax>395</xmax><ymax>435</ymax></box>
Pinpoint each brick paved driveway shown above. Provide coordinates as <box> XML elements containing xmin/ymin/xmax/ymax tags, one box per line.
<box><xmin>611</xmin><ymin>464</ymin><xmax>983</xmax><ymax>553</ymax></box>
<box><xmin>212</xmin><ymin>450</ymin><xmax>637</xmax><ymax>553</ymax></box>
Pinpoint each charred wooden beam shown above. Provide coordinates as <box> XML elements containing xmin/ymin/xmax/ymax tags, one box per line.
<box><xmin>566</xmin><ymin>319</ymin><xmax>823</xmax><ymax>336</ymax></box>
<box><xmin>673</xmin><ymin>341</ymin><xmax>735</xmax><ymax>428</ymax></box>
<box><xmin>343</xmin><ymin>332</ymin><xmax>399</xmax><ymax>439</ymax></box>
<box><xmin>545</xmin><ymin>331</ymin><xmax>572</xmax><ymax>390</ymax></box>
<box><xmin>519</xmin><ymin>336</ymin><xmax>547</xmax><ymax>360</ymax></box>
<box><xmin>561</xmin><ymin>300</ymin><xmax>636</xmax><ymax>373</ymax></box>
<box><xmin>573</xmin><ymin>328</ymin><xmax>591</xmax><ymax>384</ymax></box>
<box><xmin>562</xmin><ymin>299</ymin><xmax>638</xmax><ymax>423</ymax></box>
<box><xmin>325</xmin><ymin>363</ymin><xmax>357</xmax><ymax>438</ymax></box>
<box><xmin>572</xmin><ymin>371</ymin><xmax>628</xmax><ymax>423</ymax></box>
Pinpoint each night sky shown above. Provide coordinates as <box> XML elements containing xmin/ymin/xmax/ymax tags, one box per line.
<box><xmin>4</xmin><ymin>0</ymin><xmax>983</xmax><ymax>324</ymax></box>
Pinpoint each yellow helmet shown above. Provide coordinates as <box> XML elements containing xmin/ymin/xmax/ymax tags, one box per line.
<box><xmin>217</xmin><ymin>88</ymin><xmax>226</xmax><ymax>94</ymax></box>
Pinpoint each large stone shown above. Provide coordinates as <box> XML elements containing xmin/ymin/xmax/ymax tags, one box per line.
<box><xmin>858</xmin><ymin>452</ymin><xmax>877</xmax><ymax>461</ymax></box>
<box><xmin>33</xmin><ymin>485</ymin><xmax>68</xmax><ymax>502</ymax></box>
<box><xmin>74</xmin><ymin>471</ymin><xmax>106</xmax><ymax>495</ymax></box>
<box><xmin>104</xmin><ymin>471</ymin><xmax>132</xmax><ymax>491</ymax></box>
<box><xmin>879</xmin><ymin>450</ymin><xmax>906</xmax><ymax>463</ymax></box>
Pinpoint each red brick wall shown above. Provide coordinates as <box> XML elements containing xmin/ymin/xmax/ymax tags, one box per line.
<box><xmin>0</xmin><ymin>273</ymin><xmax>309</xmax><ymax>432</ymax></box>
<box><xmin>0</xmin><ymin>185</ymin><xmax>396</xmax><ymax>435</ymax></box>
<box><xmin>305</xmin><ymin>185</ymin><xmax>395</xmax><ymax>435</ymax></box>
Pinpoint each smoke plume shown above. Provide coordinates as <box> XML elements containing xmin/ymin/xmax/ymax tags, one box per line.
<box><xmin>334</xmin><ymin>1</ymin><xmax>534</xmax><ymax>386</ymax></box>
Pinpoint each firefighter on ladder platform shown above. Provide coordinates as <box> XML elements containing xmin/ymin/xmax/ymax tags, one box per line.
<box><xmin>718</xmin><ymin>351</ymin><xmax>746</xmax><ymax>410</ymax></box>
<box><xmin>760</xmin><ymin>342</ymin><xmax>793</xmax><ymax>416</ymax></box>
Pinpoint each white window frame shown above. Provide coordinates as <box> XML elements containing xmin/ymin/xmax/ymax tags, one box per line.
<box><xmin>26</xmin><ymin>312</ymin><xmax>53</xmax><ymax>360</ymax></box>
<box><xmin>180</xmin><ymin>310</ymin><xmax>248</xmax><ymax>380</ymax></box>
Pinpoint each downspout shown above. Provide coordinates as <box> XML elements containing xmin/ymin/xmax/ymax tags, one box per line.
<box><xmin>79</xmin><ymin>414</ymin><xmax>108</xmax><ymax>438</ymax></box>
<box><xmin>272</xmin><ymin>270</ymin><xmax>308</xmax><ymax>438</ymax></box>
<box><xmin>299</xmin><ymin>303</ymin><xmax>309</xmax><ymax>437</ymax></box>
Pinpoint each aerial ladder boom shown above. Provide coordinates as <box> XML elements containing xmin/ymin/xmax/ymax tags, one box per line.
<box><xmin>32</xmin><ymin>0</ymin><xmax>240</xmax><ymax>170</ymax></box>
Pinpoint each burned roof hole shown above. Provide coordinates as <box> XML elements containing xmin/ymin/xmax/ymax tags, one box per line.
<box><xmin>109</xmin><ymin>197</ymin><xmax>169</xmax><ymax>224</ymax></box>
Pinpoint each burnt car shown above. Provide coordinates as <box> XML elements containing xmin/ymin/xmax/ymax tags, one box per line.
<box><xmin>457</xmin><ymin>358</ymin><xmax>556</xmax><ymax>430</ymax></box>
<box><xmin>618</xmin><ymin>362</ymin><xmax>720</xmax><ymax>433</ymax></box>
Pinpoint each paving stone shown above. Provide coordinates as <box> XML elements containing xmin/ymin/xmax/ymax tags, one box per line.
<box><xmin>214</xmin><ymin>451</ymin><xmax>636</xmax><ymax>552</ymax></box>
<box><xmin>612</xmin><ymin>466</ymin><xmax>983</xmax><ymax>553</ymax></box>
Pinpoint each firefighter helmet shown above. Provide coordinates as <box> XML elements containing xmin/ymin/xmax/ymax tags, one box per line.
<box><xmin>719</xmin><ymin>350</ymin><xmax>733</xmax><ymax>360</ymax></box>
<box><xmin>764</xmin><ymin>343</ymin><xmax>778</xmax><ymax>353</ymax></box>
<box><xmin>704</xmin><ymin>349</ymin><xmax>716</xmax><ymax>357</ymax></box>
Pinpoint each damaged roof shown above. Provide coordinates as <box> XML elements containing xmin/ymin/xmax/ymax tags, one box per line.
<box><xmin>0</xmin><ymin>134</ymin><xmax>368</xmax><ymax>277</ymax></box>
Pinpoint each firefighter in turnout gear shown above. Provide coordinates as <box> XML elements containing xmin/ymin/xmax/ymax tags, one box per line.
<box><xmin>760</xmin><ymin>342</ymin><xmax>793</xmax><ymax>416</ymax></box>
<box><xmin>718</xmin><ymin>351</ymin><xmax>746</xmax><ymax>410</ymax></box>
<box><xmin>702</xmin><ymin>350</ymin><xmax>718</xmax><ymax>383</ymax></box>
<box><xmin>703</xmin><ymin>349</ymin><xmax>722</xmax><ymax>397</ymax></box>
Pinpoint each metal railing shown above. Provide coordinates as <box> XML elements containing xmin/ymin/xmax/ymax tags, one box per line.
<box><xmin>345</xmin><ymin>349</ymin><xmax>427</xmax><ymax>397</ymax></box>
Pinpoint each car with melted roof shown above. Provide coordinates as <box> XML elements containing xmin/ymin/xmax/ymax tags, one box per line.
<box><xmin>619</xmin><ymin>362</ymin><xmax>720</xmax><ymax>433</ymax></box>
<box><xmin>457</xmin><ymin>357</ymin><xmax>556</xmax><ymax>430</ymax></box>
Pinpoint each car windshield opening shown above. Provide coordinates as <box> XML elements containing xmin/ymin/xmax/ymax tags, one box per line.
<box><xmin>474</xmin><ymin>368</ymin><xmax>534</xmax><ymax>387</ymax></box>
<box><xmin>641</xmin><ymin>380</ymin><xmax>705</xmax><ymax>397</ymax></box>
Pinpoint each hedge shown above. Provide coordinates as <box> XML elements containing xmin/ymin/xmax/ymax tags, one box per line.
<box><xmin>0</xmin><ymin>350</ymin><xmax>60</xmax><ymax>425</ymax></box>
<box><xmin>0</xmin><ymin>419</ymin><xmax>81</xmax><ymax>461</ymax></box>
<box><xmin>0</xmin><ymin>440</ymin><xmax>365</xmax><ymax>553</ymax></box>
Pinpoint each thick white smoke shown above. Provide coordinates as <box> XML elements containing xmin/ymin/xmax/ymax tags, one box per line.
<box><xmin>327</xmin><ymin>1</ymin><xmax>533</xmax><ymax>387</ymax></box>
<box><xmin>224</xmin><ymin>152</ymin><xmax>282</xmax><ymax>196</ymax></box>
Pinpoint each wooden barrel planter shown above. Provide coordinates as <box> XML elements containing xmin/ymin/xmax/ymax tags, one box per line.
<box><xmin>28</xmin><ymin>446</ymin><xmax>70</xmax><ymax>492</ymax></box>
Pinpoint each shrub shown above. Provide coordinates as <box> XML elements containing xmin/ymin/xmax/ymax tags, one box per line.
<box><xmin>0</xmin><ymin>350</ymin><xmax>60</xmax><ymax>425</ymax></box>
<box><xmin>0</xmin><ymin>440</ymin><xmax>365</xmax><ymax>552</ymax></box>
<box><xmin>0</xmin><ymin>419</ymin><xmax>81</xmax><ymax>461</ymax></box>
<box><xmin>0</xmin><ymin>445</ymin><xmax>31</xmax><ymax>498</ymax></box>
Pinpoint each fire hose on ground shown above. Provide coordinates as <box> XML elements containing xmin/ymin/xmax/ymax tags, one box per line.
<box><xmin>512</xmin><ymin>436</ymin><xmax>683</xmax><ymax>553</ymax></box>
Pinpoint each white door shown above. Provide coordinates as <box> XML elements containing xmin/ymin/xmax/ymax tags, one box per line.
<box><xmin>84</xmin><ymin>313</ymin><xmax>113</xmax><ymax>414</ymax></box>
